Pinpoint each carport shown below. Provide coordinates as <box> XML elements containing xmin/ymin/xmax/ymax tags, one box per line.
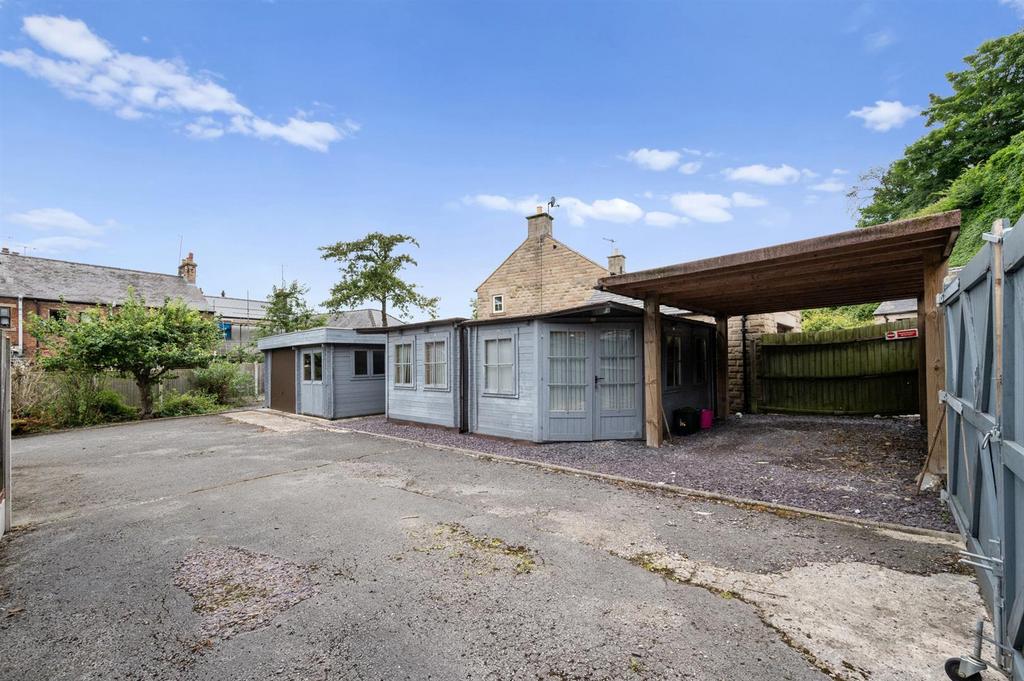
<box><xmin>597</xmin><ymin>210</ymin><xmax>960</xmax><ymax>484</ymax></box>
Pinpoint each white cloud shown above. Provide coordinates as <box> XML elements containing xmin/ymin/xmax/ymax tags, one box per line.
<box><xmin>670</xmin><ymin>193</ymin><xmax>734</xmax><ymax>223</ymax></box>
<box><xmin>999</xmin><ymin>0</ymin><xmax>1024</xmax><ymax>17</ymax></box>
<box><xmin>0</xmin><ymin>15</ymin><xmax>353</xmax><ymax>152</ymax></box>
<box><xmin>462</xmin><ymin>194</ymin><xmax>643</xmax><ymax>226</ymax></box>
<box><xmin>678</xmin><ymin>160</ymin><xmax>702</xmax><ymax>175</ymax></box>
<box><xmin>724</xmin><ymin>163</ymin><xmax>802</xmax><ymax>185</ymax></box>
<box><xmin>849</xmin><ymin>100</ymin><xmax>919</xmax><ymax>132</ymax></box>
<box><xmin>864</xmin><ymin>29</ymin><xmax>895</xmax><ymax>52</ymax></box>
<box><xmin>730</xmin><ymin>192</ymin><xmax>767</xmax><ymax>207</ymax></box>
<box><xmin>20</xmin><ymin>235</ymin><xmax>103</xmax><ymax>254</ymax></box>
<box><xmin>644</xmin><ymin>211</ymin><xmax>688</xmax><ymax>228</ymax></box>
<box><xmin>5</xmin><ymin>207</ymin><xmax>108</xmax><ymax>235</ymax></box>
<box><xmin>810</xmin><ymin>179</ymin><xmax>846</xmax><ymax>193</ymax></box>
<box><xmin>561</xmin><ymin>197</ymin><xmax>644</xmax><ymax>225</ymax></box>
<box><xmin>625</xmin><ymin>148</ymin><xmax>680</xmax><ymax>171</ymax></box>
<box><xmin>832</xmin><ymin>168</ymin><xmax>849</xmax><ymax>175</ymax></box>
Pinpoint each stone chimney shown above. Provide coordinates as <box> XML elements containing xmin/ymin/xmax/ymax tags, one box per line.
<box><xmin>527</xmin><ymin>206</ymin><xmax>553</xmax><ymax>240</ymax></box>
<box><xmin>607</xmin><ymin>248</ymin><xmax>626</xmax><ymax>275</ymax></box>
<box><xmin>178</xmin><ymin>252</ymin><xmax>197</xmax><ymax>284</ymax></box>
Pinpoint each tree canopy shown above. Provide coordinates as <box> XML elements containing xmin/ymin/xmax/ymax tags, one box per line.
<box><xmin>319</xmin><ymin>232</ymin><xmax>439</xmax><ymax>328</ymax></box>
<box><xmin>256</xmin><ymin>281</ymin><xmax>326</xmax><ymax>339</ymax></box>
<box><xmin>30</xmin><ymin>291</ymin><xmax>221</xmax><ymax>417</ymax></box>
<box><xmin>855</xmin><ymin>30</ymin><xmax>1024</xmax><ymax>227</ymax></box>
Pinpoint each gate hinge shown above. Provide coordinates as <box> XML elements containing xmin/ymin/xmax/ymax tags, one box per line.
<box><xmin>982</xmin><ymin>232</ymin><xmax>1004</xmax><ymax>244</ymax></box>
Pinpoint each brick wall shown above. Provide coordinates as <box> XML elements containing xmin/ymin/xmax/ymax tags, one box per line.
<box><xmin>475</xmin><ymin>233</ymin><xmax>609</xmax><ymax>320</ymax></box>
<box><xmin>0</xmin><ymin>297</ymin><xmax>103</xmax><ymax>358</ymax></box>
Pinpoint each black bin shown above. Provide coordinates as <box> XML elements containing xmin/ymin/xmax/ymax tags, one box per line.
<box><xmin>671</xmin><ymin>407</ymin><xmax>701</xmax><ymax>436</ymax></box>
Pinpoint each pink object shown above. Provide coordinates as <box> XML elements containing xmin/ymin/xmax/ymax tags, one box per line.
<box><xmin>699</xmin><ymin>409</ymin><xmax>713</xmax><ymax>430</ymax></box>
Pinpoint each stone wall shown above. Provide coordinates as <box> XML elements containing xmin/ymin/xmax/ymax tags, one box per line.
<box><xmin>726</xmin><ymin>311</ymin><xmax>801</xmax><ymax>412</ymax></box>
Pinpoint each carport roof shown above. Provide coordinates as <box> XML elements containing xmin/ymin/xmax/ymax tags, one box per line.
<box><xmin>597</xmin><ymin>211</ymin><xmax>960</xmax><ymax>315</ymax></box>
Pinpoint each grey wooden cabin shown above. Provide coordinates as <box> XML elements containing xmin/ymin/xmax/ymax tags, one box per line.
<box><xmin>258</xmin><ymin>328</ymin><xmax>387</xmax><ymax>419</ymax></box>
<box><xmin>371</xmin><ymin>302</ymin><xmax>715</xmax><ymax>442</ymax></box>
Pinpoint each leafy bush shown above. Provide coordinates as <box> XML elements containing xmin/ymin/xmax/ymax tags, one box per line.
<box><xmin>93</xmin><ymin>389</ymin><xmax>139</xmax><ymax>422</ymax></box>
<box><xmin>11</xmin><ymin>361</ymin><xmax>56</xmax><ymax>421</ymax></box>
<box><xmin>154</xmin><ymin>391</ymin><xmax>221</xmax><ymax>418</ymax></box>
<box><xmin>800</xmin><ymin>304</ymin><xmax>878</xmax><ymax>333</ymax></box>
<box><xmin>49</xmin><ymin>372</ymin><xmax>128</xmax><ymax>428</ymax></box>
<box><xmin>191</xmin><ymin>362</ymin><xmax>253</xmax><ymax>406</ymax></box>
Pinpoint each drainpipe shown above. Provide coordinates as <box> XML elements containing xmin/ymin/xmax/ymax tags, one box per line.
<box><xmin>458</xmin><ymin>324</ymin><xmax>469</xmax><ymax>433</ymax></box>
<box><xmin>16</xmin><ymin>296</ymin><xmax>23</xmax><ymax>353</ymax></box>
<box><xmin>741</xmin><ymin>315</ymin><xmax>750</xmax><ymax>414</ymax></box>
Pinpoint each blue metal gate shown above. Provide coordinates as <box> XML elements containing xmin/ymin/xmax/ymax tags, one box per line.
<box><xmin>941</xmin><ymin>216</ymin><xmax>1023</xmax><ymax>678</ymax></box>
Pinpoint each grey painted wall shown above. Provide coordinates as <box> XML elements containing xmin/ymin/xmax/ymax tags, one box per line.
<box><xmin>386</xmin><ymin>323</ymin><xmax>460</xmax><ymax>428</ymax></box>
<box><xmin>333</xmin><ymin>345</ymin><xmax>387</xmax><ymax>418</ymax></box>
<box><xmin>468</xmin><ymin>321</ymin><xmax>538</xmax><ymax>441</ymax></box>
<box><xmin>661</xmin><ymin>319</ymin><xmax>716</xmax><ymax>420</ymax></box>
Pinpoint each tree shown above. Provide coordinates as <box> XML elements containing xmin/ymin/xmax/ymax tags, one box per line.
<box><xmin>255</xmin><ymin>281</ymin><xmax>326</xmax><ymax>339</ymax></box>
<box><xmin>29</xmin><ymin>292</ymin><xmax>221</xmax><ymax>418</ymax></box>
<box><xmin>319</xmin><ymin>232</ymin><xmax>439</xmax><ymax>328</ymax></box>
<box><xmin>857</xmin><ymin>31</ymin><xmax>1024</xmax><ymax>226</ymax></box>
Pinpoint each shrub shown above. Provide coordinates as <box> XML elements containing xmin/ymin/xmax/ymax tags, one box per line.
<box><xmin>93</xmin><ymin>389</ymin><xmax>139</xmax><ymax>422</ymax></box>
<box><xmin>154</xmin><ymin>391</ymin><xmax>221</xmax><ymax>418</ymax></box>
<box><xmin>50</xmin><ymin>372</ymin><xmax>120</xmax><ymax>428</ymax></box>
<box><xmin>11</xmin><ymin>361</ymin><xmax>56</xmax><ymax>421</ymax></box>
<box><xmin>191</xmin><ymin>362</ymin><xmax>253</xmax><ymax>406</ymax></box>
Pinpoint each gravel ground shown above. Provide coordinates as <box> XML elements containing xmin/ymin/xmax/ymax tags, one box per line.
<box><xmin>340</xmin><ymin>414</ymin><xmax>954</xmax><ymax>532</ymax></box>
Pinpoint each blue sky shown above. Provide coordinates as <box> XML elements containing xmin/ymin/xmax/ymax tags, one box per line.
<box><xmin>1</xmin><ymin>1</ymin><xmax>1021</xmax><ymax>319</ymax></box>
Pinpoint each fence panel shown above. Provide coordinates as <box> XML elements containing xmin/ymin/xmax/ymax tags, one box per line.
<box><xmin>103</xmin><ymin>362</ymin><xmax>264</xmax><ymax>409</ymax></box>
<box><xmin>942</xmin><ymin>216</ymin><xmax>1023</xmax><ymax>677</ymax></box>
<box><xmin>755</xmin><ymin>319</ymin><xmax>919</xmax><ymax>415</ymax></box>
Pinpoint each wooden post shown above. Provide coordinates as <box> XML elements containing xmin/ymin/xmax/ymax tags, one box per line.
<box><xmin>715</xmin><ymin>315</ymin><xmax>730</xmax><ymax>419</ymax></box>
<box><xmin>918</xmin><ymin>252</ymin><xmax>948</xmax><ymax>487</ymax></box>
<box><xmin>749</xmin><ymin>338</ymin><xmax>760</xmax><ymax>414</ymax></box>
<box><xmin>643</xmin><ymin>295</ymin><xmax>663</xmax><ymax>447</ymax></box>
<box><xmin>917</xmin><ymin>296</ymin><xmax>927</xmax><ymax>427</ymax></box>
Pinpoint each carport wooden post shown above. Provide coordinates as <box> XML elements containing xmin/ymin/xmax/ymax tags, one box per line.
<box><xmin>715</xmin><ymin>316</ymin><xmax>729</xmax><ymax>419</ymax></box>
<box><xmin>643</xmin><ymin>295</ymin><xmax>663</xmax><ymax>447</ymax></box>
<box><xmin>920</xmin><ymin>252</ymin><xmax>948</xmax><ymax>481</ymax></box>
<box><xmin>917</xmin><ymin>297</ymin><xmax>927</xmax><ymax>428</ymax></box>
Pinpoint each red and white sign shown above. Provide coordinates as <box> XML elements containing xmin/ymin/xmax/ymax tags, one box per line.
<box><xmin>885</xmin><ymin>328</ymin><xmax>919</xmax><ymax>341</ymax></box>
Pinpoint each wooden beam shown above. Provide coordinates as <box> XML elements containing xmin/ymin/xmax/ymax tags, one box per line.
<box><xmin>918</xmin><ymin>252</ymin><xmax>948</xmax><ymax>487</ymax></box>
<box><xmin>715</xmin><ymin>315</ymin><xmax>729</xmax><ymax>419</ymax></box>
<box><xmin>917</xmin><ymin>297</ymin><xmax>927</xmax><ymax>428</ymax></box>
<box><xmin>643</xmin><ymin>295</ymin><xmax>663</xmax><ymax>448</ymax></box>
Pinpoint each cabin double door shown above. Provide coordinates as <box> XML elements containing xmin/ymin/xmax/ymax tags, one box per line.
<box><xmin>543</xmin><ymin>324</ymin><xmax>642</xmax><ymax>441</ymax></box>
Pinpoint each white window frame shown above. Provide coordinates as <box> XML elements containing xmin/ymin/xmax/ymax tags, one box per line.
<box><xmin>302</xmin><ymin>349</ymin><xmax>323</xmax><ymax>383</ymax></box>
<box><xmin>393</xmin><ymin>341</ymin><xmax>415</xmax><ymax>388</ymax></box>
<box><xmin>491</xmin><ymin>295</ymin><xmax>504</xmax><ymax>314</ymax></box>
<box><xmin>353</xmin><ymin>348</ymin><xmax>386</xmax><ymax>378</ymax></box>
<box><xmin>423</xmin><ymin>339</ymin><xmax>449</xmax><ymax>390</ymax></box>
<box><xmin>482</xmin><ymin>334</ymin><xmax>517</xmax><ymax>397</ymax></box>
<box><xmin>0</xmin><ymin>305</ymin><xmax>11</xmax><ymax>329</ymax></box>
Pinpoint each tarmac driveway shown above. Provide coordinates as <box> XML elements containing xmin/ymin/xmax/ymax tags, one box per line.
<box><xmin>0</xmin><ymin>412</ymin><xmax>988</xmax><ymax>680</ymax></box>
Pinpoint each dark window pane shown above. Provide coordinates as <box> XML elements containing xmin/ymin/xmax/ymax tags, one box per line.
<box><xmin>372</xmin><ymin>349</ymin><xmax>385</xmax><ymax>375</ymax></box>
<box><xmin>354</xmin><ymin>350</ymin><xmax>368</xmax><ymax>376</ymax></box>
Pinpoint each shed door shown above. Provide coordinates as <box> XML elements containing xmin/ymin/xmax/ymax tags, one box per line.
<box><xmin>544</xmin><ymin>327</ymin><xmax>593</xmax><ymax>440</ymax></box>
<box><xmin>595</xmin><ymin>327</ymin><xmax>642</xmax><ymax>439</ymax></box>
<box><xmin>269</xmin><ymin>348</ymin><xmax>296</xmax><ymax>413</ymax></box>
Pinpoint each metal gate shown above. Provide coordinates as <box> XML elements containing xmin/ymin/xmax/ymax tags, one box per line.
<box><xmin>1</xmin><ymin>334</ymin><xmax>11</xmax><ymax>537</ymax></box>
<box><xmin>941</xmin><ymin>216</ymin><xmax>1023</xmax><ymax>678</ymax></box>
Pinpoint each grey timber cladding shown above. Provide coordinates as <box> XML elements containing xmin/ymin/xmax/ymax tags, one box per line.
<box><xmin>469</xmin><ymin>321</ymin><xmax>538</xmax><ymax>441</ymax></box>
<box><xmin>386</xmin><ymin>322</ymin><xmax>460</xmax><ymax>427</ymax></box>
<box><xmin>333</xmin><ymin>345</ymin><xmax>386</xmax><ymax>418</ymax></box>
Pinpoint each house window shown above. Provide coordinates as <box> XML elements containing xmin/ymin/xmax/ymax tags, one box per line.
<box><xmin>484</xmin><ymin>336</ymin><xmax>515</xmax><ymax>395</ymax></box>
<box><xmin>424</xmin><ymin>340</ymin><xmax>448</xmax><ymax>389</ymax></box>
<box><xmin>0</xmin><ymin>307</ymin><xmax>10</xmax><ymax>329</ymax></box>
<box><xmin>354</xmin><ymin>349</ymin><xmax>386</xmax><ymax>377</ymax></box>
<box><xmin>694</xmin><ymin>337</ymin><xmax>707</xmax><ymax>385</ymax></box>
<box><xmin>549</xmin><ymin>330</ymin><xmax>586</xmax><ymax>411</ymax></box>
<box><xmin>666</xmin><ymin>335</ymin><xmax>683</xmax><ymax>388</ymax></box>
<box><xmin>49</xmin><ymin>308</ymin><xmax>66</xmax><ymax>321</ymax></box>
<box><xmin>302</xmin><ymin>350</ymin><xmax>323</xmax><ymax>382</ymax></box>
<box><xmin>394</xmin><ymin>342</ymin><xmax>414</xmax><ymax>386</ymax></box>
<box><xmin>492</xmin><ymin>295</ymin><xmax>504</xmax><ymax>314</ymax></box>
<box><xmin>219</xmin><ymin>321</ymin><xmax>233</xmax><ymax>340</ymax></box>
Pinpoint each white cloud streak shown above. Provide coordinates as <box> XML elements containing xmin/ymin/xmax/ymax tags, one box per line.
<box><xmin>625</xmin><ymin>148</ymin><xmax>681</xmax><ymax>171</ymax></box>
<box><xmin>678</xmin><ymin>161</ymin><xmax>702</xmax><ymax>175</ymax></box>
<box><xmin>19</xmin><ymin>235</ymin><xmax>103</xmax><ymax>254</ymax></box>
<box><xmin>730</xmin><ymin>192</ymin><xmax>767</xmax><ymax>207</ymax></box>
<box><xmin>999</xmin><ymin>0</ymin><xmax>1024</xmax><ymax>17</ymax></box>
<box><xmin>810</xmin><ymin>179</ymin><xmax>846</xmax><ymax>193</ymax></box>
<box><xmin>670</xmin><ymin>193</ymin><xmax>734</xmax><ymax>223</ymax></box>
<box><xmin>462</xmin><ymin>194</ymin><xmax>644</xmax><ymax>226</ymax></box>
<box><xmin>848</xmin><ymin>100</ymin><xmax>919</xmax><ymax>132</ymax></box>
<box><xmin>5</xmin><ymin>207</ymin><xmax>108</xmax><ymax>235</ymax></box>
<box><xmin>644</xmin><ymin>211</ymin><xmax>689</xmax><ymax>228</ymax></box>
<box><xmin>0</xmin><ymin>15</ymin><xmax>354</xmax><ymax>152</ymax></box>
<box><xmin>724</xmin><ymin>164</ymin><xmax>802</xmax><ymax>186</ymax></box>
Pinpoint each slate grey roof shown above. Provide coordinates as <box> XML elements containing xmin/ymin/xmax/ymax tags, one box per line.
<box><xmin>0</xmin><ymin>252</ymin><xmax>208</xmax><ymax>309</ymax></box>
<box><xmin>873</xmin><ymin>298</ymin><xmax>918</xmax><ymax>316</ymax></box>
<box><xmin>205</xmin><ymin>295</ymin><xmax>270</xmax><ymax>321</ymax></box>
<box><xmin>326</xmin><ymin>309</ymin><xmax>404</xmax><ymax>328</ymax></box>
<box><xmin>587</xmin><ymin>288</ymin><xmax>690</xmax><ymax>316</ymax></box>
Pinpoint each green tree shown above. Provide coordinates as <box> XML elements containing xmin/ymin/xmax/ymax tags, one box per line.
<box><xmin>319</xmin><ymin>232</ymin><xmax>439</xmax><ymax>328</ymax></box>
<box><xmin>256</xmin><ymin>281</ymin><xmax>326</xmax><ymax>339</ymax></box>
<box><xmin>29</xmin><ymin>292</ymin><xmax>221</xmax><ymax>418</ymax></box>
<box><xmin>854</xmin><ymin>31</ymin><xmax>1024</xmax><ymax>226</ymax></box>
<box><xmin>801</xmin><ymin>304</ymin><xmax>878</xmax><ymax>333</ymax></box>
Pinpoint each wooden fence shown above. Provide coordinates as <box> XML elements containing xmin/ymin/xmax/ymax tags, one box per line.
<box><xmin>753</xmin><ymin>319</ymin><xmax>920</xmax><ymax>416</ymax></box>
<box><xmin>106</xmin><ymin>362</ymin><xmax>264</xmax><ymax>409</ymax></box>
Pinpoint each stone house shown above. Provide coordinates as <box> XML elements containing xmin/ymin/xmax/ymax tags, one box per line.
<box><xmin>473</xmin><ymin>208</ymin><xmax>800</xmax><ymax>413</ymax></box>
<box><xmin>0</xmin><ymin>249</ymin><xmax>208</xmax><ymax>358</ymax></box>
